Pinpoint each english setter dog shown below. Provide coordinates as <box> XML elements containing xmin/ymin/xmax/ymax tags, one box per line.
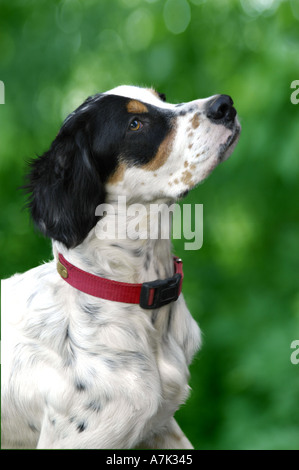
<box><xmin>1</xmin><ymin>85</ymin><xmax>240</xmax><ymax>449</ymax></box>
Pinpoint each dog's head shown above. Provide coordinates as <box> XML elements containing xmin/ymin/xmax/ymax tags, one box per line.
<box><xmin>26</xmin><ymin>85</ymin><xmax>241</xmax><ymax>248</ymax></box>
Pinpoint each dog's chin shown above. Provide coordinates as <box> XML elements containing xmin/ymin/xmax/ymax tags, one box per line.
<box><xmin>218</xmin><ymin>124</ymin><xmax>241</xmax><ymax>162</ymax></box>
<box><xmin>177</xmin><ymin>189</ymin><xmax>190</xmax><ymax>200</ymax></box>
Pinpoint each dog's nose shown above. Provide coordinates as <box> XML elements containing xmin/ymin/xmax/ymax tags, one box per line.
<box><xmin>206</xmin><ymin>94</ymin><xmax>236</xmax><ymax>124</ymax></box>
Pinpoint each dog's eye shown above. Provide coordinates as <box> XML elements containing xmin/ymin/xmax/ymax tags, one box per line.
<box><xmin>129</xmin><ymin>119</ymin><xmax>143</xmax><ymax>131</ymax></box>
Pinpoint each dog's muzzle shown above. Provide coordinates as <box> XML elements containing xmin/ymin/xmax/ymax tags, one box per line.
<box><xmin>206</xmin><ymin>94</ymin><xmax>237</xmax><ymax>129</ymax></box>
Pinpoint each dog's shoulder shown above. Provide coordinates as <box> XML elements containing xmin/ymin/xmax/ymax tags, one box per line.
<box><xmin>1</xmin><ymin>261</ymin><xmax>58</xmax><ymax>322</ymax></box>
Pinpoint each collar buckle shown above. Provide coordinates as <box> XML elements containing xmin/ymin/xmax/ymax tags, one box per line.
<box><xmin>139</xmin><ymin>273</ymin><xmax>182</xmax><ymax>310</ymax></box>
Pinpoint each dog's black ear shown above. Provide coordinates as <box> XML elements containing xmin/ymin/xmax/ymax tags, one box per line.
<box><xmin>25</xmin><ymin>106</ymin><xmax>106</xmax><ymax>248</ymax></box>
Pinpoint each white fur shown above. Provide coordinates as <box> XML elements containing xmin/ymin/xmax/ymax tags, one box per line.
<box><xmin>1</xmin><ymin>85</ymin><xmax>240</xmax><ymax>449</ymax></box>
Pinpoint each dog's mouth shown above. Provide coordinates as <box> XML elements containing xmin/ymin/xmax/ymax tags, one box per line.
<box><xmin>218</xmin><ymin>123</ymin><xmax>241</xmax><ymax>162</ymax></box>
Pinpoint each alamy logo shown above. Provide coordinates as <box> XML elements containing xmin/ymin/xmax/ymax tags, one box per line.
<box><xmin>95</xmin><ymin>197</ymin><xmax>203</xmax><ymax>251</ymax></box>
<box><xmin>290</xmin><ymin>80</ymin><xmax>299</xmax><ymax>105</ymax></box>
<box><xmin>290</xmin><ymin>340</ymin><xmax>299</xmax><ymax>365</ymax></box>
<box><xmin>0</xmin><ymin>81</ymin><xmax>4</xmax><ymax>104</ymax></box>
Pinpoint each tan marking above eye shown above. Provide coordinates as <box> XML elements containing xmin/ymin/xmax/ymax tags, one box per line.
<box><xmin>126</xmin><ymin>100</ymin><xmax>148</xmax><ymax>114</ymax></box>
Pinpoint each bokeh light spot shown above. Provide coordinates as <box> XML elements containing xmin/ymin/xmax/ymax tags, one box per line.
<box><xmin>163</xmin><ymin>0</ymin><xmax>191</xmax><ymax>35</ymax></box>
<box><xmin>56</xmin><ymin>0</ymin><xmax>82</xmax><ymax>34</ymax></box>
<box><xmin>124</xmin><ymin>8</ymin><xmax>154</xmax><ymax>51</ymax></box>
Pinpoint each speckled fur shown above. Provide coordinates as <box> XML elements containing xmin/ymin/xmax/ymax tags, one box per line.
<box><xmin>1</xmin><ymin>85</ymin><xmax>240</xmax><ymax>449</ymax></box>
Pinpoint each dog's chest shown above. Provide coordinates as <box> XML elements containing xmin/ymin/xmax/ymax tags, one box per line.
<box><xmin>155</xmin><ymin>336</ymin><xmax>191</xmax><ymax>413</ymax></box>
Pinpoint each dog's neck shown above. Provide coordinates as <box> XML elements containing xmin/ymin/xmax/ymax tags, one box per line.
<box><xmin>52</xmin><ymin>199</ymin><xmax>175</xmax><ymax>285</ymax></box>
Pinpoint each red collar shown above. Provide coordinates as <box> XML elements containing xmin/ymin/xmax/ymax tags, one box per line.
<box><xmin>57</xmin><ymin>253</ymin><xmax>183</xmax><ymax>310</ymax></box>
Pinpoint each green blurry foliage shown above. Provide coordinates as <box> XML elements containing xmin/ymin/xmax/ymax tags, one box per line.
<box><xmin>0</xmin><ymin>0</ymin><xmax>298</xmax><ymax>450</ymax></box>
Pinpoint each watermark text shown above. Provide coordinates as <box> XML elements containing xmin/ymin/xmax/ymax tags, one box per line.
<box><xmin>95</xmin><ymin>197</ymin><xmax>203</xmax><ymax>251</ymax></box>
<box><xmin>290</xmin><ymin>80</ymin><xmax>299</xmax><ymax>105</ymax></box>
<box><xmin>0</xmin><ymin>80</ymin><xmax>5</xmax><ymax>104</ymax></box>
<box><xmin>290</xmin><ymin>340</ymin><xmax>299</xmax><ymax>365</ymax></box>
